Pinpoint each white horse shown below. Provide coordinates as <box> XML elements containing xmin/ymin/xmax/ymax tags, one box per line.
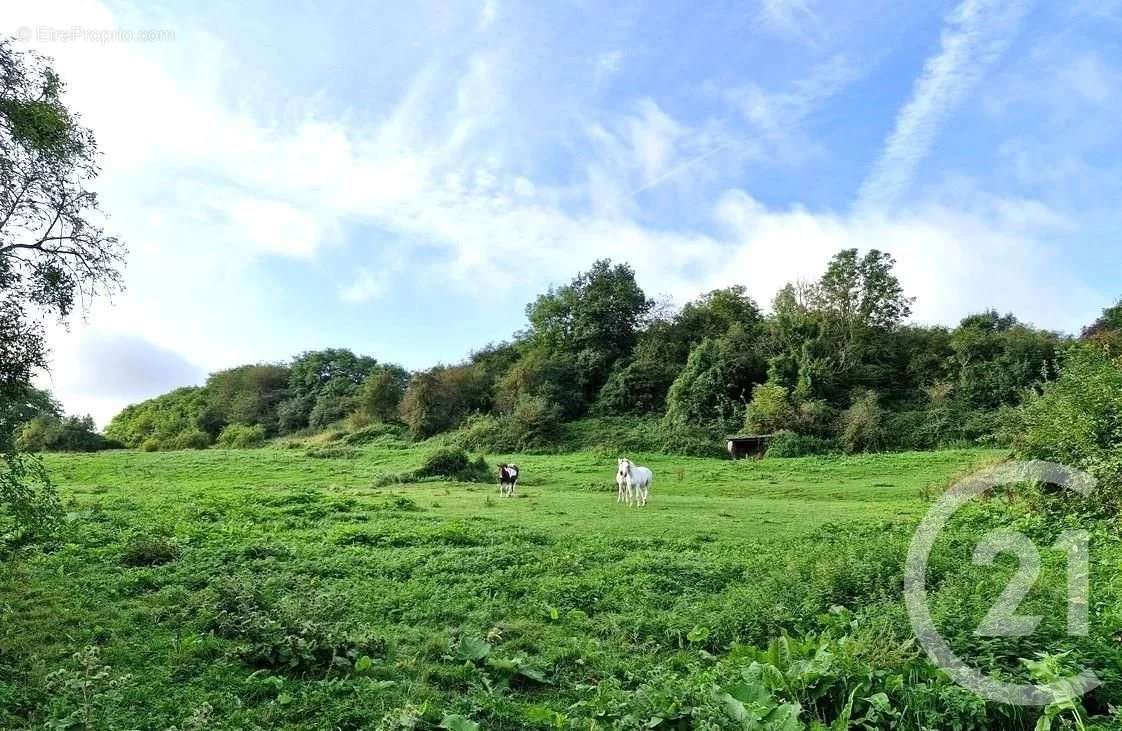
<box><xmin>617</xmin><ymin>458</ymin><xmax>652</xmax><ymax>507</ymax></box>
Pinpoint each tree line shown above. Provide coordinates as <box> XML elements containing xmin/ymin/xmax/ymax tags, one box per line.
<box><xmin>88</xmin><ymin>250</ymin><xmax>1107</xmax><ymax>456</ymax></box>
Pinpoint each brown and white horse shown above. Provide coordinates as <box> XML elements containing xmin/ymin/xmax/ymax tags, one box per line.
<box><xmin>498</xmin><ymin>464</ymin><xmax>519</xmax><ymax>497</ymax></box>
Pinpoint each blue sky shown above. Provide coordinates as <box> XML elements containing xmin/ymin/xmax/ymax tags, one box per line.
<box><xmin>3</xmin><ymin>0</ymin><xmax>1121</xmax><ymax>423</ymax></box>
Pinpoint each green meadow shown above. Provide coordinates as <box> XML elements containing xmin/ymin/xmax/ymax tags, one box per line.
<box><xmin>15</xmin><ymin>444</ymin><xmax>1112</xmax><ymax>730</ymax></box>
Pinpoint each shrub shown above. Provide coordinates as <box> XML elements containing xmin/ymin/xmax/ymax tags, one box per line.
<box><xmin>454</xmin><ymin>413</ymin><xmax>518</xmax><ymax>453</ymax></box>
<box><xmin>105</xmin><ymin>386</ymin><xmax>209</xmax><ymax>449</ymax></box>
<box><xmin>1016</xmin><ymin>345</ymin><xmax>1122</xmax><ymax>502</ymax></box>
<box><xmin>840</xmin><ymin>390</ymin><xmax>887</xmax><ymax>453</ymax></box>
<box><xmin>664</xmin><ymin>339</ymin><xmax>740</xmax><ymax>430</ymax></box>
<box><xmin>342</xmin><ymin>422</ymin><xmax>408</xmax><ymax>446</ymax></box>
<box><xmin>0</xmin><ymin>451</ymin><xmax>63</xmax><ymax>541</ymax></box>
<box><xmin>169</xmin><ymin>429</ymin><xmax>211</xmax><ymax>450</ymax></box>
<box><xmin>744</xmin><ymin>382</ymin><xmax>796</xmax><ymax>434</ymax></box>
<box><xmin>216</xmin><ymin>424</ymin><xmax>266</xmax><ymax>449</ymax></box>
<box><xmin>307</xmin><ymin>393</ymin><xmax>353</xmax><ymax>431</ymax></box>
<box><xmin>354</xmin><ymin>366</ymin><xmax>409</xmax><ymax>423</ymax></box>
<box><xmin>508</xmin><ymin>396</ymin><xmax>563</xmax><ymax>450</ymax></box>
<box><xmin>121</xmin><ymin>534</ymin><xmax>179</xmax><ymax>567</ymax></box>
<box><xmin>415</xmin><ymin>447</ymin><xmax>489</xmax><ymax>482</ymax></box>
<box><xmin>140</xmin><ymin>439</ymin><xmax>160</xmax><ymax>452</ymax></box>
<box><xmin>416</xmin><ymin>447</ymin><xmax>470</xmax><ymax>477</ymax></box>
<box><xmin>656</xmin><ymin>422</ymin><xmax>726</xmax><ymax>458</ymax></box>
<box><xmin>766</xmin><ymin>430</ymin><xmax>840</xmax><ymax>457</ymax></box>
<box><xmin>793</xmin><ymin>399</ymin><xmax>837</xmax><ymax>437</ymax></box>
<box><xmin>276</xmin><ymin>395</ymin><xmax>313</xmax><ymax>434</ymax></box>
<box><xmin>305</xmin><ymin>445</ymin><xmax>360</xmax><ymax>459</ymax></box>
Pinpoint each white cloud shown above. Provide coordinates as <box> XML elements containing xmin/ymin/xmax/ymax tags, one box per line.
<box><xmin>856</xmin><ymin>0</ymin><xmax>1030</xmax><ymax>212</ymax></box>
<box><xmin>758</xmin><ymin>0</ymin><xmax>824</xmax><ymax>45</ymax></box>
<box><xmin>594</xmin><ymin>50</ymin><xmax>623</xmax><ymax>81</ymax></box>
<box><xmin>2</xmin><ymin>0</ymin><xmax>1106</xmax><ymax>425</ymax></box>
<box><xmin>339</xmin><ymin>268</ymin><xmax>390</xmax><ymax>304</ymax></box>
<box><xmin>723</xmin><ymin>54</ymin><xmax>863</xmax><ymax>166</ymax></box>
<box><xmin>711</xmin><ymin>192</ymin><xmax>1098</xmax><ymax>331</ymax></box>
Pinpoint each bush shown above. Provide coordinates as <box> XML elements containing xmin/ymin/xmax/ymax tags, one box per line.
<box><xmin>216</xmin><ymin>424</ymin><xmax>267</xmax><ymax>449</ymax></box>
<box><xmin>416</xmin><ymin>447</ymin><xmax>470</xmax><ymax>477</ymax></box>
<box><xmin>305</xmin><ymin>445</ymin><xmax>359</xmax><ymax>459</ymax></box>
<box><xmin>353</xmin><ymin>366</ymin><xmax>409</xmax><ymax>423</ymax></box>
<box><xmin>341</xmin><ymin>422</ymin><xmax>408</xmax><ymax>446</ymax></box>
<box><xmin>169</xmin><ymin>429</ymin><xmax>211</xmax><ymax>450</ymax></box>
<box><xmin>508</xmin><ymin>396</ymin><xmax>563</xmax><ymax>450</ymax></box>
<box><xmin>664</xmin><ymin>339</ymin><xmax>742</xmax><ymax>430</ymax></box>
<box><xmin>106</xmin><ymin>386</ymin><xmax>209</xmax><ymax>449</ymax></box>
<box><xmin>415</xmin><ymin>447</ymin><xmax>489</xmax><ymax>482</ymax></box>
<box><xmin>120</xmin><ymin>534</ymin><xmax>179</xmax><ymax>567</ymax></box>
<box><xmin>276</xmin><ymin>395</ymin><xmax>313</xmax><ymax>434</ymax></box>
<box><xmin>0</xmin><ymin>451</ymin><xmax>63</xmax><ymax>542</ymax></box>
<box><xmin>140</xmin><ymin>439</ymin><xmax>160</xmax><ymax>452</ymax></box>
<box><xmin>454</xmin><ymin>414</ymin><xmax>518</xmax><ymax>453</ymax></box>
<box><xmin>1015</xmin><ymin>345</ymin><xmax>1122</xmax><ymax>501</ymax></box>
<box><xmin>766</xmin><ymin>430</ymin><xmax>840</xmax><ymax>457</ymax></box>
<box><xmin>840</xmin><ymin>390</ymin><xmax>887</xmax><ymax>453</ymax></box>
<box><xmin>656</xmin><ymin>422</ymin><xmax>726</xmax><ymax>458</ymax></box>
<box><xmin>744</xmin><ymin>382</ymin><xmax>797</xmax><ymax>434</ymax></box>
<box><xmin>307</xmin><ymin>393</ymin><xmax>353</xmax><ymax>431</ymax></box>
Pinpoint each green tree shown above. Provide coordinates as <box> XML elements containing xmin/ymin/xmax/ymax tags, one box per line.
<box><xmin>200</xmin><ymin>364</ymin><xmax>290</xmax><ymax>436</ymax></box>
<box><xmin>1</xmin><ymin>39</ymin><xmax>125</xmax><ymax>541</ymax></box>
<box><xmin>743</xmin><ymin>382</ymin><xmax>797</xmax><ymax>434</ymax></box>
<box><xmin>949</xmin><ymin>311</ymin><xmax>1061</xmax><ymax>409</ymax></box>
<box><xmin>673</xmin><ymin>285</ymin><xmax>763</xmax><ymax>344</ymax></box>
<box><xmin>525</xmin><ymin>259</ymin><xmax>652</xmax><ymax>405</ymax></box>
<box><xmin>494</xmin><ymin>347</ymin><xmax>584</xmax><ymax>419</ymax></box>
<box><xmin>840</xmin><ymin>390</ymin><xmax>888</xmax><ymax>453</ymax></box>
<box><xmin>280</xmin><ymin>348</ymin><xmax>380</xmax><ymax>432</ymax></box>
<box><xmin>400</xmin><ymin>364</ymin><xmax>490</xmax><ymax>439</ymax></box>
<box><xmin>355</xmin><ymin>365</ymin><xmax>409</xmax><ymax>423</ymax></box>
<box><xmin>664</xmin><ymin>339</ymin><xmax>737</xmax><ymax>429</ymax></box>
<box><xmin>105</xmin><ymin>387</ymin><xmax>209</xmax><ymax>450</ymax></box>
<box><xmin>1081</xmin><ymin>298</ymin><xmax>1122</xmax><ymax>354</ymax></box>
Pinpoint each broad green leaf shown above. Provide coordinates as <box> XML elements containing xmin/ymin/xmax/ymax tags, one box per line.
<box><xmin>440</xmin><ymin>714</ymin><xmax>480</xmax><ymax>731</ymax></box>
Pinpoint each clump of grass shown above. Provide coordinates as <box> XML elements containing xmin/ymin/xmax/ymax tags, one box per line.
<box><xmin>121</xmin><ymin>533</ymin><xmax>179</xmax><ymax>567</ymax></box>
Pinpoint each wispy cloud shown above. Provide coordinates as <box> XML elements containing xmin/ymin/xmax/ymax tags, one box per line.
<box><xmin>758</xmin><ymin>0</ymin><xmax>824</xmax><ymax>45</ymax></box>
<box><xmin>724</xmin><ymin>54</ymin><xmax>863</xmax><ymax>164</ymax></box>
<box><xmin>856</xmin><ymin>0</ymin><xmax>1031</xmax><ymax>212</ymax></box>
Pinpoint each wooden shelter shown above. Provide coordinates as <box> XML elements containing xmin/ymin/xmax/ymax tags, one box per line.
<box><xmin>725</xmin><ymin>434</ymin><xmax>774</xmax><ymax>460</ymax></box>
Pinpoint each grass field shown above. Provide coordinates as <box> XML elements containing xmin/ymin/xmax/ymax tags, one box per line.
<box><xmin>4</xmin><ymin>444</ymin><xmax>1115</xmax><ymax>729</ymax></box>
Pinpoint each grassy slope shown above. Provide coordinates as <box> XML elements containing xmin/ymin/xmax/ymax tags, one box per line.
<box><xmin>2</xmin><ymin>447</ymin><xmax>1003</xmax><ymax>728</ymax></box>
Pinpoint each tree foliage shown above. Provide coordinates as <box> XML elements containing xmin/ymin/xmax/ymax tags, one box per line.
<box><xmin>525</xmin><ymin>259</ymin><xmax>651</xmax><ymax>405</ymax></box>
<box><xmin>17</xmin><ymin>413</ymin><xmax>119</xmax><ymax>452</ymax></box>
<box><xmin>1015</xmin><ymin>345</ymin><xmax>1122</xmax><ymax>500</ymax></box>
<box><xmin>0</xmin><ymin>39</ymin><xmax>125</xmax><ymax>541</ymax></box>
<box><xmin>354</xmin><ymin>365</ymin><xmax>409</xmax><ymax>423</ymax></box>
<box><xmin>201</xmin><ymin>364</ymin><xmax>290</xmax><ymax>436</ymax></box>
